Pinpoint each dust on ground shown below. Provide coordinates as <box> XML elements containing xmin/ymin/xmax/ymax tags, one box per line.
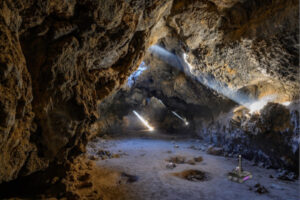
<box><xmin>87</xmin><ymin>136</ymin><xmax>300</xmax><ymax>200</ymax></box>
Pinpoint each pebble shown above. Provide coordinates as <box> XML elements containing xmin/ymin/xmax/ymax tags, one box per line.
<box><xmin>269</xmin><ymin>174</ymin><xmax>273</xmax><ymax>178</ymax></box>
<box><xmin>166</xmin><ymin>162</ymin><xmax>176</xmax><ymax>169</ymax></box>
<box><xmin>254</xmin><ymin>183</ymin><xmax>269</xmax><ymax>194</ymax></box>
<box><xmin>276</xmin><ymin>170</ymin><xmax>297</xmax><ymax>181</ymax></box>
<box><xmin>206</xmin><ymin>146</ymin><xmax>223</xmax><ymax>156</ymax></box>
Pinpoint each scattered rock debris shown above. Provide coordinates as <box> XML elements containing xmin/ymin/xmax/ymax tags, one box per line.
<box><xmin>276</xmin><ymin>170</ymin><xmax>297</xmax><ymax>181</ymax></box>
<box><xmin>173</xmin><ymin>170</ymin><xmax>208</xmax><ymax>182</ymax></box>
<box><xmin>96</xmin><ymin>149</ymin><xmax>122</xmax><ymax>160</ymax></box>
<box><xmin>120</xmin><ymin>173</ymin><xmax>139</xmax><ymax>183</ymax></box>
<box><xmin>166</xmin><ymin>156</ymin><xmax>186</xmax><ymax>164</ymax></box>
<box><xmin>89</xmin><ymin>155</ymin><xmax>99</xmax><ymax>161</ymax></box>
<box><xmin>187</xmin><ymin>160</ymin><xmax>196</xmax><ymax>165</ymax></box>
<box><xmin>206</xmin><ymin>146</ymin><xmax>223</xmax><ymax>156</ymax></box>
<box><xmin>193</xmin><ymin>156</ymin><xmax>203</xmax><ymax>162</ymax></box>
<box><xmin>97</xmin><ymin>149</ymin><xmax>112</xmax><ymax>159</ymax></box>
<box><xmin>166</xmin><ymin>156</ymin><xmax>203</xmax><ymax>165</ymax></box>
<box><xmin>269</xmin><ymin>174</ymin><xmax>274</xmax><ymax>178</ymax></box>
<box><xmin>254</xmin><ymin>183</ymin><xmax>269</xmax><ymax>194</ymax></box>
<box><xmin>166</xmin><ymin>162</ymin><xmax>177</xmax><ymax>169</ymax></box>
<box><xmin>0</xmin><ymin>156</ymin><xmax>133</xmax><ymax>200</ymax></box>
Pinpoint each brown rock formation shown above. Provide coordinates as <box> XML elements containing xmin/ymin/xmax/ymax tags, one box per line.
<box><xmin>0</xmin><ymin>0</ymin><xmax>173</xmax><ymax>183</ymax></box>
<box><xmin>0</xmin><ymin>0</ymin><xmax>299</xmax><ymax>184</ymax></box>
<box><xmin>167</xmin><ymin>0</ymin><xmax>299</xmax><ymax>101</ymax></box>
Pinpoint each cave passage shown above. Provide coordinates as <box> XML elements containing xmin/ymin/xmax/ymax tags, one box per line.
<box><xmin>0</xmin><ymin>0</ymin><xmax>299</xmax><ymax>200</ymax></box>
<box><xmin>75</xmin><ymin>42</ymin><xmax>299</xmax><ymax>199</ymax></box>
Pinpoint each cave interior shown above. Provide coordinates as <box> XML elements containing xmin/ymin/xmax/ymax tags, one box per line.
<box><xmin>0</xmin><ymin>0</ymin><xmax>299</xmax><ymax>200</ymax></box>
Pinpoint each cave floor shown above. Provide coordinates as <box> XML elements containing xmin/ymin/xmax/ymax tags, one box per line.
<box><xmin>87</xmin><ymin>134</ymin><xmax>300</xmax><ymax>200</ymax></box>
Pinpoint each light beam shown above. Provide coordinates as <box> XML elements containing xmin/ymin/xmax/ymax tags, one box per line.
<box><xmin>148</xmin><ymin>45</ymin><xmax>182</xmax><ymax>70</ymax></box>
<box><xmin>172</xmin><ymin>111</ymin><xmax>189</xmax><ymax>126</ymax></box>
<box><xmin>149</xmin><ymin>45</ymin><xmax>251</xmax><ymax>106</ymax></box>
<box><xmin>149</xmin><ymin>45</ymin><xmax>284</xmax><ymax>115</ymax></box>
<box><xmin>182</xmin><ymin>52</ymin><xmax>252</xmax><ymax>107</ymax></box>
<box><xmin>246</xmin><ymin>95</ymin><xmax>277</xmax><ymax>114</ymax></box>
<box><xmin>133</xmin><ymin>110</ymin><xmax>154</xmax><ymax>131</ymax></box>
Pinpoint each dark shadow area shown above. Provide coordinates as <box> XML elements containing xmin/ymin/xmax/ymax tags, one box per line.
<box><xmin>0</xmin><ymin>164</ymin><xmax>67</xmax><ymax>199</ymax></box>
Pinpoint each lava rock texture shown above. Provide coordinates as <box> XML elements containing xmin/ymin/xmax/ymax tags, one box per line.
<box><xmin>96</xmin><ymin>0</ymin><xmax>299</xmax><ymax>172</ymax></box>
<box><xmin>168</xmin><ymin>0</ymin><xmax>299</xmax><ymax>101</ymax></box>
<box><xmin>0</xmin><ymin>0</ymin><xmax>172</xmax><ymax>183</ymax></box>
<box><xmin>0</xmin><ymin>0</ymin><xmax>299</xmax><ymax>183</ymax></box>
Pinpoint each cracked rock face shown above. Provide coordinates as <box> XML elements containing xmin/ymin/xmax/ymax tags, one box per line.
<box><xmin>167</xmin><ymin>0</ymin><xmax>299</xmax><ymax>102</ymax></box>
<box><xmin>202</xmin><ymin>102</ymin><xmax>299</xmax><ymax>171</ymax></box>
<box><xmin>0</xmin><ymin>0</ymin><xmax>173</xmax><ymax>183</ymax></box>
<box><xmin>161</xmin><ymin>0</ymin><xmax>299</xmax><ymax>171</ymax></box>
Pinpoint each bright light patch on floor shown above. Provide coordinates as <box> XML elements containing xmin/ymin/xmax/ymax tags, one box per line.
<box><xmin>133</xmin><ymin>110</ymin><xmax>154</xmax><ymax>131</ymax></box>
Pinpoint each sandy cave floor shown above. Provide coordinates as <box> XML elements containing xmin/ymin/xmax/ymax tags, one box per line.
<box><xmin>86</xmin><ymin>133</ymin><xmax>300</xmax><ymax>200</ymax></box>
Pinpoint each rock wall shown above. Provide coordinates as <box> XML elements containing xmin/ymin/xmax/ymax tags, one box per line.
<box><xmin>201</xmin><ymin>102</ymin><xmax>299</xmax><ymax>172</ymax></box>
<box><xmin>96</xmin><ymin>0</ymin><xmax>299</xmax><ymax>172</ymax></box>
<box><xmin>0</xmin><ymin>0</ymin><xmax>299</xmax><ymax>183</ymax></box>
<box><xmin>167</xmin><ymin>0</ymin><xmax>299</xmax><ymax>101</ymax></box>
<box><xmin>162</xmin><ymin>0</ymin><xmax>299</xmax><ymax>172</ymax></box>
<box><xmin>96</xmin><ymin>43</ymin><xmax>299</xmax><ymax>172</ymax></box>
<box><xmin>0</xmin><ymin>0</ymin><xmax>173</xmax><ymax>183</ymax></box>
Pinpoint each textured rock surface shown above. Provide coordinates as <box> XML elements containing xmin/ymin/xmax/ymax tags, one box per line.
<box><xmin>96</xmin><ymin>52</ymin><xmax>235</xmax><ymax>135</ymax></box>
<box><xmin>167</xmin><ymin>0</ymin><xmax>299</xmax><ymax>102</ymax></box>
<box><xmin>95</xmin><ymin>0</ymin><xmax>299</xmax><ymax>172</ymax></box>
<box><xmin>0</xmin><ymin>0</ymin><xmax>299</xmax><ymax>184</ymax></box>
<box><xmin>97</xmin><ymin>48</ymin><xmax>235</xmax><ymax>134</ymax></box>
<box><xmin>96</xmin><ymin>49</ymin><xmax>299</xmax><ymax>172</ymax></box>
<box><xmin>0</xmin><ymin>14</ymin><xmax>36</xmax><ymax>183</ymax></box>
<box><xmin>163</xmin><ymin>0</ymin><xmax>299</xmax><ymax>172</ymax></box>
<box><xmin>0</xmin><ymin>0</ymin><xmax>173</xmax><ymax>183</ymax></box>
<box><xmin>164</xmin><ymin>0</ymin><xmax>299</xmax><ymax>171</ymax></box>
<box><xmin>201</xmin><ymin>102</ymin><xmax>299</xmax><ymax>172</ymax></box>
